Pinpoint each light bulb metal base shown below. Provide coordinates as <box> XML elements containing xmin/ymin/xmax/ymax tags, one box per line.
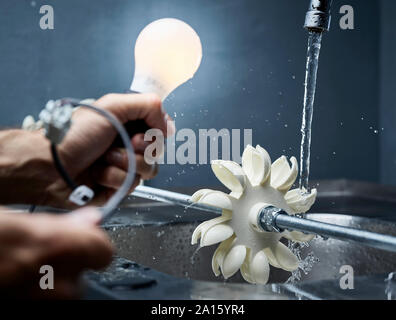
<box><xmin>130</xmin><ymin>76</ymin><xmax>168</xmax><ymax>101</ymax></box>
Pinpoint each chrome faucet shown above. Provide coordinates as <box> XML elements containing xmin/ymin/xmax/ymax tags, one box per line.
<box><xmin>304</xmin><ymin>0</ymin><xmax>333</xmax><ymax>32</ymax></box>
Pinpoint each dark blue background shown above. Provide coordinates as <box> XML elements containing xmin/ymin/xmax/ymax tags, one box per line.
<box><xmin>0</xmin><ymin>0</ymin><xmax>394</xmax><ymax>189</ymax></box>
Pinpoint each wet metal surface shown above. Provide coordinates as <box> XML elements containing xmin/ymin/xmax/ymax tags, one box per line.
<box><xmin>104</xmin><ymin>215</ymin><xmax>396</xmax><ymax>284</ymax></box>
<box><xmin>86</xmin><ymin>180</ymin><xmax>396</xmax><ymax>299</ymax></box>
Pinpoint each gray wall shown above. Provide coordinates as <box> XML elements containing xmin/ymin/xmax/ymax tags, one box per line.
<box><xmin>0</xmin><ymin>0</ymin><xmax>382</xmax><ymax>189</ymax></box>
<box><xmin>380</xmin><ymin>0</ymin><xmax>396</xmax><ymax>185</ymax></box>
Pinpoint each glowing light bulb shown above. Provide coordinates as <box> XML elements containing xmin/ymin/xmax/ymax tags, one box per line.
<box><xmin>130</xmin><ymin>18</ymin><xmax>202</xmax><ymax>100</ymax></box>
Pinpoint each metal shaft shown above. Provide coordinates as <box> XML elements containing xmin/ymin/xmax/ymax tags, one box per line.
<box><xmin>132</xmin><ymin>185</ymin><xmax>222</xmax><ymax>215</ymax></box>
<box><xmin>132</xmin><ymin>186</ymin><xmax>396</xmax><ymax>253</ymax></box>
<box><xmin>275</xmin><ymin>213</ymin><xmax>396</xmax><ymax>253</ymax></box>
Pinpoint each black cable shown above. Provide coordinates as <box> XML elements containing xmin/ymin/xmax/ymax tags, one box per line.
<box><xmin>50</xmin><ymin>143</ymin><xmax>78</xmax><ymax>190</ymax></box>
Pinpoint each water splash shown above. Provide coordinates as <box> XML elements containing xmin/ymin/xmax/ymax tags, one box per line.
<box><xmin>385</xmin><ymin>271</ymin><xmax>396</xmax><ymax>300</ymax></box>
<box><xmin>190</xmin><ymin>245</ymin><xmax>202</xmax><ymax>265</ymax></box>
<box><xmin>156</xmin><ymin>230</ymin><xmax>165</xmax><ymax>238</ymax></box>
<box><xmin>299</xmin><ymin>31</ymin><xmax>323</xmax><ymax>191</ymax></box>
<box><xmin>286</xmin><ymin>240</ymin><xmax>319</xmax><ymax>284</ymax></box>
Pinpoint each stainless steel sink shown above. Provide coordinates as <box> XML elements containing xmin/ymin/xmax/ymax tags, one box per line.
<box><xmin>104</xmin><ymin>212</ymin><xmax>396</xmax><ymax>284</ymax></box>
<box><xmin>91</xmin><ymin>180</ymin><xmax>396</xmax><ymax>299</ymax></box>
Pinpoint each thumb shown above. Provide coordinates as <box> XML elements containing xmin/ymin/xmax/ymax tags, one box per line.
<box><xmin>68</xmin><ymin>207</ymin><xmax>102</xmax><ymax>226</ymax></box>
<box><xmin>95</xmin><ymin>93</ymin><xmax>175</xmax><ymax>138</ymax></box>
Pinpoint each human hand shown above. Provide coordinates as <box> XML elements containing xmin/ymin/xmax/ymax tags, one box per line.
<box><xmin>0</xmin><ymin>207</ymin><xmax>112</xmax><ymax>299</ymax></box>
<box><xmin>47</xmin><ymin>93</ymin><xmax>175</xmax><ymax>208</ymax></box>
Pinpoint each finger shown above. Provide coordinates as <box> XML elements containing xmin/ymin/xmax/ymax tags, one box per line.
<box><xmin>93</xmin><ymin>165</ymin><xmax>128</xmax><ymax>190</ymax></box>
<box><xmin>68</xmin><ymin>207</ymin><xmax>102</xmax><ymax>226</ymax></box>
<box><xmin>95</xmin><ymin>93</ymin><xmax>176</xmax><ymax>137</ymax></box>
<box><xmin>0</xmin><ymin>212</ymin><xmax>113</xmax><ymax>298</ymax></box>
<box><xmin>105</xmin><ymin>149</ymin><xmax>158</xmax><ymax>180</ymax></box>
<box><xmin>106</xmin><ymin>144</ymin><xmax>164</xmax><ymax>170</ymax></box>
<box><xmin>136</xmin><ymin>154</ymin><xmax>158</xmax><ymax>180</ymax></box>
<box><xmin>88</xmin><ymin>172</ymin><xmax>140</xmax><ymax>207</ymax></box>
<box><xmin>104</xmin><ymin>148</ymin><xmax>132</xmax><ymax>171</ymax></box>
<box><xmin>131</xmin><ymin>133</ymin><xmax>150</xmax><ymax>154</ymax></box>
<box><xmin>92</xmin><ymin>161</ymin><xmax>143</xmax><ymax>188</ymax></box>
<box><xmin>85</xmin><ymin>187</ymin><xmax>115</xmax><ymax>207</ymax></box>
<box><xmin>128</xmin><ymin>174</ymin><xmax>142</xmax><ymax>193</ymax></box>
<box><xmin>27</xmin><ymin>213</ymin><xmax>114</xmax><ymax>271</ymax></box>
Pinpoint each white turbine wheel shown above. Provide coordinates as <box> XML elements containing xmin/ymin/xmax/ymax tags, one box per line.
<box><xmin>191</xmin><ymin>145</ymin><xmax>317</xmax><ymax>285</ymax></box>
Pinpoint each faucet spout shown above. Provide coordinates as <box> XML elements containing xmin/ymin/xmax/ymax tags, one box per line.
<box><xmin>304</xmin><ymin>0</ymin><xmax>333</xmax><ymax>32</ymax></box>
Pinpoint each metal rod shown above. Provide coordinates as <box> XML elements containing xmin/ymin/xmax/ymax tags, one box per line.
<box><xmin>133</xmin><ymin>186</ymin><xmax>222</xmax><ymax>215</ymax></box>
<box><xmin>132</xmin><ymin>186</ymin><xmax>396</xmax><ymax>253</ymax></box>
<box><xmin>275</xmin><ymin>213</ymin><xmax>396</xmax><ymax>253</ymax></box>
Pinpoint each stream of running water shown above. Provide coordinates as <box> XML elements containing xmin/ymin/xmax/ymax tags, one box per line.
<box><xmin>299</xmin><ymin>31</ymin><xmax>323</xmax><ymax>192</ymax></box>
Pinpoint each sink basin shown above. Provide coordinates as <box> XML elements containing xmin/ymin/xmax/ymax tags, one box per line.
<box><xmin>104</xmin><ymin>212</ymin><xmax>396</xmax><ymax>284</ymax></box>
<box><xmin>89</xmin><ymin>180</ymin><xmax>396</xmax><ymax>299</ymax></box>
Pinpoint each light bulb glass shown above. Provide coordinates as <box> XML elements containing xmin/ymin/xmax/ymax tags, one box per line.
<box><xmin>130</xmin><ymin>18</ymin><xmax>202</xmax><ymax>100</ymax></box>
